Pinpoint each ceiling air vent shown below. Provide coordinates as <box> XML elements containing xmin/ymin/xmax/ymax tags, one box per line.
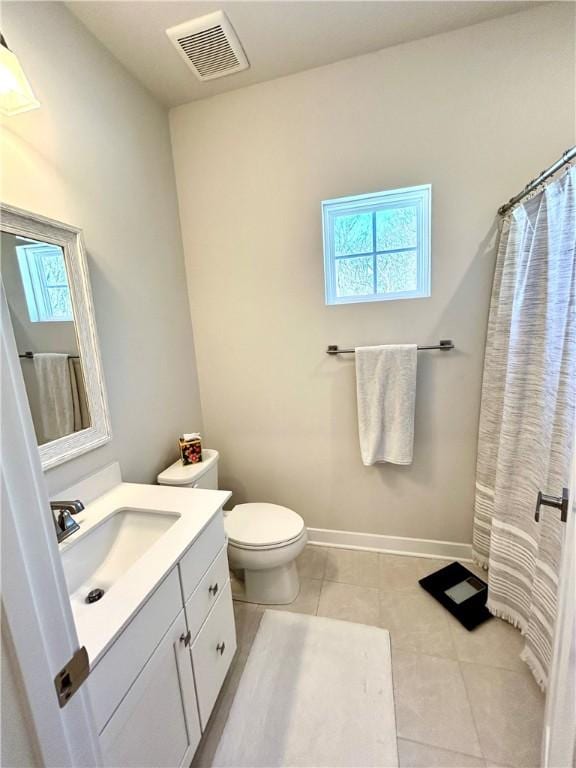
<box><xmin>166</xmin><ymin>11</ymin><xmax>249</xmax><ymax>82</ymax></box>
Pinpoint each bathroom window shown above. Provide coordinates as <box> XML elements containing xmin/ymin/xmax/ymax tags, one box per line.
<box><xmin>322</xmin><ymin>184</ymin><xmax>431</xmax><ymax>305</ymax></box>
<box><xmin>16</xmin><ymin>241</ymin><xmax>74</xmax><ymax>322</ymax></box>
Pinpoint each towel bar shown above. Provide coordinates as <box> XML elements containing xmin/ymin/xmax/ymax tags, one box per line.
<box><xmin>326</xmin><ymin>340</ymin><xmax>455</xmax><ymax>355</ymax></box>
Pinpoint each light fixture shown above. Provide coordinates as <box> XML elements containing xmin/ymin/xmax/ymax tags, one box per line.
<box><xmin>0</xmin><ymin>33</ymin><xmax>39</xmax><ymax>116</ymax></box>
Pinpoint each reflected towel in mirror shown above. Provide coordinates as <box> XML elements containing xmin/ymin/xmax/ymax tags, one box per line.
<box><xmin>33</xmin><ymin>353</ymin><xmax>76</xmax><ymax>441</ymax></box>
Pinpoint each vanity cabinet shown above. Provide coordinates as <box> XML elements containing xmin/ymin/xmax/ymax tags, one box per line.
<box><xmin>89</xmin><ymin>509</ymin><xmax>236</xmax><ymax>767</ymax></box>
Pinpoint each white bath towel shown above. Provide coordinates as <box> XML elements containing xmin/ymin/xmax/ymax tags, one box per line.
<box><xmin>33</xmin><ymin>353</ymin><xmax>75</xmax><ymax>441</ymax></box>
<box><xmin>355</xmin><ymin>344</ymin><xmax>417</xmax><ymax>466</ymax></box>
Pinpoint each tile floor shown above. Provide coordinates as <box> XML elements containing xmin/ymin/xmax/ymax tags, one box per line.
<box><xmin>192</xmin><ymin>546</ymin><xmax>545</xmax><ymax>768</ymax></box>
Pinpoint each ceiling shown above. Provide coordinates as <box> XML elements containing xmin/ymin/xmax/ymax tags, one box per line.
<box><xmin>68</xmin><ymin>1</ymin><xmax>542</xmax><ymax>108</ymax></box>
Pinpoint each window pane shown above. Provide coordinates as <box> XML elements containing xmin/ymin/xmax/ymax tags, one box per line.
<box><xmin>376</xmin><ymin>250</ymin><xmax>417</xmax><ymax>294</ymax></box>
<box><xmin>323</xmin><ymin>185</ymin><xmax>430</xmax><ymax>305</ymax></box>
<box><xmin>336</xmin><ymin>255</ymin><xmax>374</xmax><ymax>297</ymax></box>
<box><xmin>334</xmin><ymin>213</ymin><xmax>373</xmax><ymax>257</ymax></box>
<box><xmin>40</xmin><ymin>250</ymin><xmax>69</xmax><ymax>287</ymax></box>
<box><xmin>47</xmin><ymin>286</ymin><xmax>73</xmax><ymax>318</ymax></box>
<box><xmin>376</xmin><ymin>206</ymin><xmax>417</xmax><ymax>251</ymax></box>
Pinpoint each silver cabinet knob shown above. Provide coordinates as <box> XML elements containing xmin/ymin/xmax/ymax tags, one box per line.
<box><xmin>216</xmin><ymin>641</ymin><xmax>225</xmax><ymax>655</ymax></box>
<box><xmin>208</xmin><ymin>583</ymin><xmax>219</xmax><ymax>596</ymax></box>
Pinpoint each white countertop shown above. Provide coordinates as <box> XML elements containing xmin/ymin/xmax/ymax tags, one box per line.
<box><xmin>59</xmin><ymin>482</ymin><xmax>231</xmax><ymax>666</ymax></box>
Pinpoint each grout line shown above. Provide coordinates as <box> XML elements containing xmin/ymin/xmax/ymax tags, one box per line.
<box><xmin>313</xmin><ymin>582</ymin><xmax>321</xmax><ymax>615</ymax></box>
<box><xmin>391</xmin><ymin>647</ymin><xmax>459</xmax><ymax>663</ymax></box>
<box><xmin>322</xmin><ymin>577</ymin><xmax>381</xmax><ymax>589</ymax></box>
<box><xmin>457</xmin><ymin>658</ymin><xmax>487</xmax><ymax>762</ymax></box>
<box><xmin>397</xmin><ymin>736</ymin><xmax>487</xmax><ymax>764</ymax></box>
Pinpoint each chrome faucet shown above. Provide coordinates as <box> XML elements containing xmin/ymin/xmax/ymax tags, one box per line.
<box><xmin>50</xmin><ymin>500</ymin><xmax>84</xmax><ymax>543</ymax></box>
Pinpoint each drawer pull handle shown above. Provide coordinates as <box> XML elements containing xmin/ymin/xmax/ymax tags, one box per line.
<box><xmin>180</xmin><ymin>630</ymin><xmax>192</xmax><ymax>647</ymax></box>
<box><xmin>208</xmin><ymin>583</ymin><xmax>219</xmax><ymax>596</ymax></box>
<box><xmin>216</xmin><ymin>642</ymin><xmax>225</xmax><ymax>655</ymax></box>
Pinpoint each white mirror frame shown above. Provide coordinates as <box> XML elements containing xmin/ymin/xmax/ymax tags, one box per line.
<box><xmin>1</xmin><ymin>203</ymin><xmax>112</xmax><ymax>469</ymax></box>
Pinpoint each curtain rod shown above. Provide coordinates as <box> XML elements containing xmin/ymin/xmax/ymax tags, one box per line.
<box><xmin>498</xmin><ymin>146</ymin><xmax>576</xmax><ymax>216</ymax></box>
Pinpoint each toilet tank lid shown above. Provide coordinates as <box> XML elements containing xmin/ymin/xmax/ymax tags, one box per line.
<box><xmin>157</xmin><ymin>449</ymin><xmax>219</xmax><ymax>486</ymax></box>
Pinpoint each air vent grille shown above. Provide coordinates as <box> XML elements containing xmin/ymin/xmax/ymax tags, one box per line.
<box><xmin>167</xmin><ymin>12</ymin><xmax>249</xmax><ymax>82</ymax></box>
<box><xmin>178</xmin><ymin>27</ymin><xmax>239</xmax><ymax>77</ymax></box>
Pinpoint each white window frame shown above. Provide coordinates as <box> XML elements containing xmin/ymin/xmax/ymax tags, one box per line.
<box><xmin>322</xmin><ymin>184</ymin><xmax>431</xmax><ymax>305</ymax></box>
<box><xmin>17</xmin><ymin>240</ymin><xmax>74</xmax><ymax>322</ymax></box>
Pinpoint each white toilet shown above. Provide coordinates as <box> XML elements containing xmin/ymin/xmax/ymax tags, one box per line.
<box><xmin>157</xmin><ymin>449</ymin><xmax>307</xmax><ymax>604</ymax></box>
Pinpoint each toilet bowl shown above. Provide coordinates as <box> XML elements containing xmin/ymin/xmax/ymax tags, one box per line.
<box><xmin>226</xmin><ymin>503</ymin><xmax>307</xmax><ymax>604</ymax></box>
<box><xmin>157</xmin><ymin>450</ymin><xmax>306</xmax><ymax>605</ymax></box>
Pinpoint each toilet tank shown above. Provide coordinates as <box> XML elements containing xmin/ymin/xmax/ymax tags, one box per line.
<box><xmin>157</xmin><ymin>449</ymin><xmax>219</xmax><ymax>490</ymax></box>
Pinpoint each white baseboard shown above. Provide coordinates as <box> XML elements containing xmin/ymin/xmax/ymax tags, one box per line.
<box><xmin>307</xmin><ymin>527</ymin><xmax>473</xmax><ymax>562</ymax></box>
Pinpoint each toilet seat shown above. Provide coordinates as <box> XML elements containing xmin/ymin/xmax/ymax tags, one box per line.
<box><xmin>225</xmin><ymin>503</ymin><xmax>305</xmax><ymax>550</ymax></box>
<box><xmin>228</xmin><ymin>529</ymin><xmax>307</xmax><ymax>552</ymax></box>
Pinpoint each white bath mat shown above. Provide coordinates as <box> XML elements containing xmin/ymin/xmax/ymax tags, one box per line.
<box><xmin>213</xmin><ymin>610</ymin><xmax>398</xmax><ymax>767</ymax></box>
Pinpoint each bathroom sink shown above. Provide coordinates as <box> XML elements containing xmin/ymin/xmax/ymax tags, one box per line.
<box><xmin>61</xmin><ymin>508</ymin><xmax>179</xmax><ymax>604</ymax></box>
<box><xmin>56</xmin><ymin>479</ymin><xmax>232</xmax><ymax>665</ymax></box>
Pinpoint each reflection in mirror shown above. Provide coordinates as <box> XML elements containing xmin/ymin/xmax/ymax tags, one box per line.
<box><xmin>2</xmin><ymin>232</ymin><xmax>91</xmax><ymax>445</ymax></box>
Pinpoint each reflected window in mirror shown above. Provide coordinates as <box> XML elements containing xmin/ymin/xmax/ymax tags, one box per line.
<box><xmin>2</xmin><ymin>231</ymin><xmax>90</xmax><ymax>445</ymax></box>
<box><xmin>16</xmin><ymin>239</ymin><xmax>74</xmax><ymax>322</ymax></box>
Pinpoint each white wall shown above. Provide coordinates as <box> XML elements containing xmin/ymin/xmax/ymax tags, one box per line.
<box><xmin>1</xmin><ymin>2</ymin><xmax>203</xmax><ymax>494</ymax></box>
<box><xmin>171</xmin><ymin>4</ymin><xmax>575</xmax><ymax>543</ymax></box>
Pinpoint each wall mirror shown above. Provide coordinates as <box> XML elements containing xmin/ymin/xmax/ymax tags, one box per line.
<box><xmin>1</xmin><ymin>204</ymin><xmax>111</xmax><ymax>469</ymax></box>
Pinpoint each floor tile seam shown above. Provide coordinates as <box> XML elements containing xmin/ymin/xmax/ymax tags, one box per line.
<box><xmin>397</xmin><ymin>736</ymin><xmax>488</xmax><ymax>764</ymax></box>
<box><xmin>457</xmin><ymin>658</ymin><xmax>489</xmax><ymax>763</ymax></box>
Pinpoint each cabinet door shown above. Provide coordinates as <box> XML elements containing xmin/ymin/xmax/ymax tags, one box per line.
<box><xmin>100</xmin><ymin>610</ymin><xmax>201</xmax><ymax>768</ymax></box>
<box><xmin>191</xmin><ymin>580</ymin><xmax>237</xmax><ymax>729</ymax></box>
<box><xmin>89</xmin><ymin>569</ymin><xmax>182</xmax><ymax>733</ymax></box>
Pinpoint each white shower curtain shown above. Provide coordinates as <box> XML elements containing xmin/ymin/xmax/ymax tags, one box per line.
<box><xmin>473</xmin><ymin>164</ymin><xmax>576</xmax><ymax>688</ymax></box>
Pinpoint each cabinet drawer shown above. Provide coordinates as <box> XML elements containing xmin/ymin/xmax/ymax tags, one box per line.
<box><xmin>185</xmin><ymin>545</ymin><xmax>230</xmax><ymax>641</ymax></box>
<box><xmin>89</xmin><ymin>569</ymin><xmax>182</xmax><ymax>733</ymax></box>
<box><xmin>100</xmin><ymin>610</ymin><xmax>201</xmax><ymax>768</ymax></box>
<box><xmin>179</xmin><ymin>513</ymin><xmax>226</xmax><ymax>602</ymax></box>
<box><xmin>191</xmin><ymin>580</ymin><xmax>236</xmax><ymax>730</ymax></box>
